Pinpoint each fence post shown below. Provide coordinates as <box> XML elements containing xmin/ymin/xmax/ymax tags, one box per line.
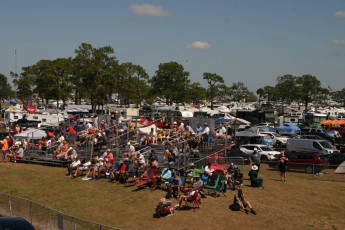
<box><xmin>73</xmin><ymin>217</ymin><xmax>77</xmax><ymax>230</ymax></box>
<box><xmin>8</xmin><ymin>195</ymin><xmax>12</xmax><ymax>216</ymax></box>
<box><xmin>49</xmin><ymin>208</ymin><xmax>52</xmax><ymax>230</ymax></box>
<box><xmin>30</xmin><ymin>201</ymin><xmax>33</xmax><ymax>224</ymax></box>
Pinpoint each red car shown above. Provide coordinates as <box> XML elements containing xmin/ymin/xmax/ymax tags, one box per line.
<box><xmin>268</xmin><ymin>151</ymin><xmax>329</xmax><ymax>174</ymax></box>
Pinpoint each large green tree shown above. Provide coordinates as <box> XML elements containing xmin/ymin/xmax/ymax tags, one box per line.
<box><xmin>116</xmin><ymin>62</ymin><xmax>149</xmax><ymax>107</ymax></box>
<box><xmin>203</xmin><ymin>72</ymin><xmax>225</xmax><ymax>109</ymax></box>
<box><xmin>275</xmin><ymin>74</ymin><xmax>298</xmax><ymax>104</ymax></box>
<box><xmin>295</xmin><ymin>74</ymin><xmax>326</xmax><ymax>111</ymax></box>
<box><xmin>150</xmin><ymin>61</ymin><xmax>190</xmax><ymax>105</ymax></box>
<box><xmin>256</xmin><ymin>85</ymin><xmax>277</xmax><ymax>102</ymax></box>
<box><xmin>11</xmin><ymin>71</ymin><xmax>35</xmax><ymax>100</ymax></box>
<box><xmin>331</xmin><ymin>88</ymin><xmax>345</xmax><ymax>107</ymax></box>
<box><xmin>0</xmin><ymin>74</ymin><xmax>13</xmax><ymax>99</ymax></box>
<box><xmin>230</xmin><ymin>82</ymin><xmax>256</xmax><ymax>102</ymax></box>
<box><xmin>186</xmin><ymin>82</ymin><xmax>206</xmax><ymax>104</ymax></box>
<box><xmin>73</xmin><ymin>43</ymin><xmax>117</xmax><ymax>111</ymax></box>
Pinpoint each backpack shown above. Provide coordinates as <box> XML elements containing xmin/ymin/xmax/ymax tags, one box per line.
<box><xmin>229</xmin><ymin>203</ymin><xmax>241</xmax><ymax>211</ymax></box>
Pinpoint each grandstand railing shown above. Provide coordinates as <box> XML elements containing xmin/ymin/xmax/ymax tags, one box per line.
<box><xmin>0</xmin><ymin>192</ymin><xmax>120</xmax><ymax>230</ymax></box>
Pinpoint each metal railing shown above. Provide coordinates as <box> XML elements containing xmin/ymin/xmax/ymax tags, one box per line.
<box><xmin>267</xmin><ymin>162</ymin><xmax>345</xmax><ymax>182</ymax></box>
<box><xmin>0</xmin><ymin>192</ymin><xmax>120</xmax><ymax>230</ymax></box>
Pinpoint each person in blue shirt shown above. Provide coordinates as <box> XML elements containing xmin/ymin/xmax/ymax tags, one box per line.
<box><xmin>152</xmin><ymin>165</ymin><xmax>172</xmax><ymax>191</ymax></box>
<box><xmin>167</xmin><ymin>174</ymin><xmax>182</xmax><ymax>198</ymax></box>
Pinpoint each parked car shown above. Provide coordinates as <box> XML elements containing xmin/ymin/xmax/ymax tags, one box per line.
<box><xmin>327</xmin><ymin>127</ymin><xmax>345</xmax><ymax>137</ymax></box>
<box><xmin>327</xmin><ymin>153</ymin><xmax>345</xmax><ymax>167</ymax></box>
<box><xmin>300</xmin><ymin>135</ymin><xmax>326</xmax><ymax>140</ymax></box>
<box><xmin>268</xmin><ymin>151</ymin><xmax>329</xmax><ymax>174</ymax></box>
<box><xmin>280</xmin><ymin>133</ymin><xmax>301</xmax><ymax>139</ymax></box>
<box><xmin>299</xmin><ymin>128</ymin><xmax>324</xmax><ymax>134</ymax></box>
<box><xmin>226</xmin><ymin>148</ymin><xmax>250</xmax><ymax>164</ymax></box>
<box><xmin>260</xmin><ymin>132</ymin><xmax>289</xmax><ymax>146</ymax></box>
<box><xmin>287</xmin><ymin>139</ymin><xmax>339</xmax><ymax>155</ymax></box>
<box><xmin>299</xmin><ymin>129</ymin><xmax>336</xmax><ymax>144</ymax></box>
<box><xmin>0</xmin><ymin>217</ymin><xmax>35</xmax><ymax>230</ymax></box>
<box><xmin>240</xmin><ymin>144</ymin><xmax>281</xmax><ymax>161</ymax></box>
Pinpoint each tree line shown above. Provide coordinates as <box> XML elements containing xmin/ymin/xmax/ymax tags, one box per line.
<box><xmin>0</xmin><ymin>43</ymin><xmax>344</xmax><ymax>111</ymax></box>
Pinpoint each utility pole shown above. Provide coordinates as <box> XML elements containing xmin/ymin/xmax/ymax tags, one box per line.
<box><xmin>13</xmin><ymin>49</ymin><xmax>17</xmax><ymax>99</ymax></box>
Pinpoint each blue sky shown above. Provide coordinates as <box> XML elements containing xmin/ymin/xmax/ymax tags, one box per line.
<box><xmin>1</xmin><ymin>0</ymin><xmax>345</xmax><ymax>92</ymax></box>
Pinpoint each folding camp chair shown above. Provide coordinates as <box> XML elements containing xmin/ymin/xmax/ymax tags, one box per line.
<box><xmin>206</xmin><ymin>175</ymin><xmax>220</xmax><ymax>197</ymax></box>
<box><xmin>185</xmin><ymin>190</ymin><xmax>202</xmax><ymax>212</ymax></box>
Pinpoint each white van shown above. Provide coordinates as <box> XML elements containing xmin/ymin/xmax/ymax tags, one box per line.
<box><xmin>287</xmin><ymin>139</ymin><xmax>339</xmax><ymax>155</ymax></box>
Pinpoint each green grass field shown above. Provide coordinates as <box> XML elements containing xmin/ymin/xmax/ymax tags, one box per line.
<box><xmin>1</xmin><ymin>163</ymin><xmax>345</xmax><ymax>230</ymax></box>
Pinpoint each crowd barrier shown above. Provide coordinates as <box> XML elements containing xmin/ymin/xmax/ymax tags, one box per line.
<box><xmin>0</xmin><ymin>192</ymin><xmax>119</xmax><ymax>230</ymax></box>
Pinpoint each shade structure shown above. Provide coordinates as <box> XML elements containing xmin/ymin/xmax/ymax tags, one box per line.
<box><xmin>215</xmin><ymin>118</ymin><xmax>230</xmax><ymax>124</ymax></box>
<box><xmin>210</xmin><ymin>163</ymin><xmax>227</xmax><ymax>171</ymax></box>
<box><xmin>335</xmin><ymin>161</ymin><xmax>345</xmax><ymax>174</ymax></box>
<box><xmin>331</xmin><ymin>120</ymin><xmax>345</xmax><ymax>125</ymax></box>
<box><xmin>235</xmin><ymin>130</ymin><xmax>261</xmax><ymax>137</ymax></box>
<box><xmin>320</xmin><ymin>120</ymin><xmax>345</xmax><ymax>126</ymax></box>
<box><xmin>276</xmin><ymin>123</ymin><xmax>300</xmax><ymax>132</ymax></box>
<box><xmin>14</xmin><ymin>128</ymin><xmax>47</xmax><ymax>140</ymax></box>
<box><xmin>320</xmin><ymin>120</ymin><xmax>334</xmax><ymax>125</ymax></box>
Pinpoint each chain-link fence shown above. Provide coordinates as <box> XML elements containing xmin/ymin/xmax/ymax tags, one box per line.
<box><xmin>0</xmin><ymin>192</ymin><xmax>119</xmax><ymax>230</ymax></box>
<box><xmin>267</xmin><ymin>162</ymin><xmax>345</xmax><ymax>182</ymax></box>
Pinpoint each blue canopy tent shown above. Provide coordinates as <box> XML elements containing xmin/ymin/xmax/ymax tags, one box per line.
<box><xmin>8</xmin><ymin>99</ymin><xmax>18</xmax><ymax>105</ymax></box>
<box><xmin>215</xmin><ymin>118</ymin><xmax>230</xmax><ymax>124</ymax></box>
<box><xmin>276</xmin><ymin>123</ymin><xmax>300</xmax><ymax>133</ymax></box>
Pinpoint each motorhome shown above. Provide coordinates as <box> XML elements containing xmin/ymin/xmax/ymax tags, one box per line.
<box><xmin>4</xmin><ymin>106</ymin><xmax>65</xmax><ymax>127</ymax></box>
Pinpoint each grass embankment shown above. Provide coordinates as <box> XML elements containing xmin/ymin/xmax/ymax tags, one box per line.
<box><xmin>1</xmin><ymin>163</ymin><xmax>345</xmax><ymax>230</ymax></box>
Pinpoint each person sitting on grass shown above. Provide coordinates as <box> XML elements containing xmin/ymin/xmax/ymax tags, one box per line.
<box><xmin>248</xmin><ymin>165</ymin><xmax>264</xmax><ymax>188</ymax></box>
<box><xmin>233</xmin><ymin>189</ymin><xmax>256</xmax><ymax>215</ymax></box>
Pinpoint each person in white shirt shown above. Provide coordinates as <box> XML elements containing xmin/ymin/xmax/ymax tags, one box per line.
<box><xmin>217</xmin><ymin>124</ymin><xmax>227</xmax><ymax>141</ymax></box>
<box><xmin>204</xmin><ymin>162</ymin><xmax>214</xmax><ymax>176</ymax></box>
<box><xmin>203</xmin><ymin>123</ymin><xmax>210</xmax><ymax>135</ymax></box>
<box><xmin>67</xmin><ymin>157</ymin><xmax>81</xmax><ymax>177</ymax></box>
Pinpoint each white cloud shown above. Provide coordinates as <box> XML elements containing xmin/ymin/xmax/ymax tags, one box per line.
<box><xmin>334</xmin><ymin>10</ymin><xmax>345</xmax><ymax>18</ymax></box>
<box><xmin>185</xmin><ymin>41</ymin><xmax>211</xmax><ymax>49</ymax></box>
<box><xmin>332</xmin><ymin>39</ymin><xmax>345</xmax><ymax>45</ymax></box>
<box><xmin>129</xmin><ymin>4</ymin><xmax>170</xmax><ymax>17</ymax></box>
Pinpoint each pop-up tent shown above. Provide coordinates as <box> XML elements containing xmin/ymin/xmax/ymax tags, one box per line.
<box><xmin>276</xmin><ymin>123</ymin><xmax>300</xmax><ymax>133</ymax></box>
<box><xmin>14</xmin><ymin>128</ymin><xmax>47</xmax><ymax>139</ymax></box>
<box><xmin>335</xmin><ymin>161</ymin><xmax>345</xmax><ymax>174</ymax></box>
<box><xmin>138</xmin><ymin>124</ymin><xmax>157</xmax><ymax>134</ymax></box>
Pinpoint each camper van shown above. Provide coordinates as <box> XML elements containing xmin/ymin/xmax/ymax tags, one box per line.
<box><xmin>287</xmin><ymin>139</ymin><xmax>339</xmax><ymax>155</ymax></box>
